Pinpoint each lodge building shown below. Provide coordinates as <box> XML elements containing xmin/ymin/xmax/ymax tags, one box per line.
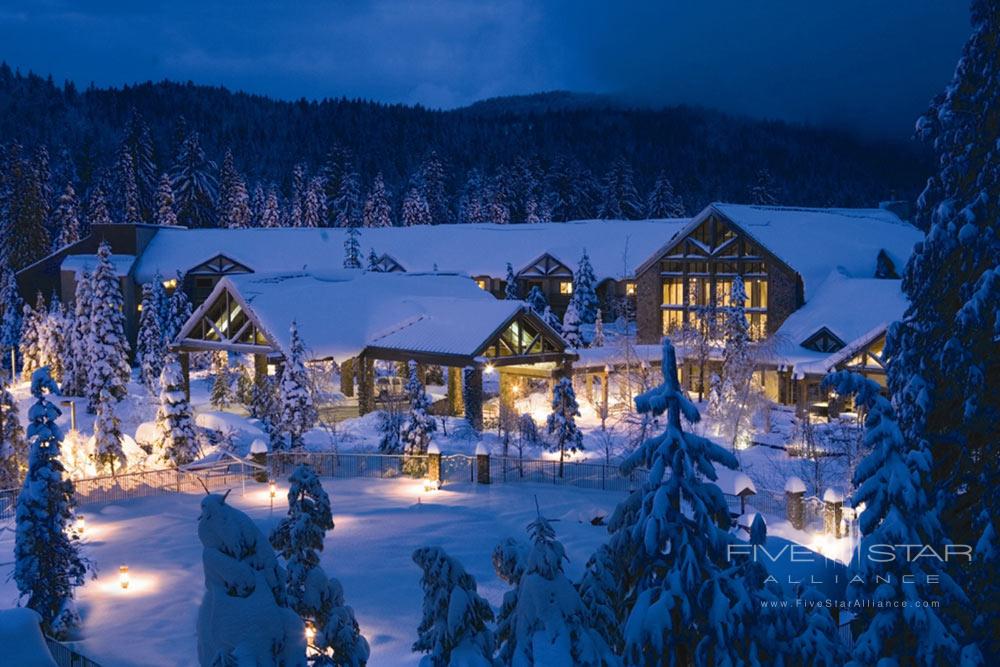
<box><xmin>15</xmin><ymin>202</ymin><xmax>920</xmax><ymax>420</ymax></box>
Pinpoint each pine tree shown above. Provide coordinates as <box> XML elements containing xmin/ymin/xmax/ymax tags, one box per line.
<box><xmin>343</xmin><ymin>227</ymin><xmax>362</xmax><ymax>269</ymax></box>
<box><xmin>136</xmin><ymin>283</ymin><xmax>165</xmax><ymax>393</ymax></box>
<box><xmin>164</xmin><ymin>272</ymin><xmax>192</xmax><ymax>342</ymax></box>
<box><xmin>400</xmin><ymin>361</ymin><xmax>437</xmax><ymax>471</ymax></box>
<box><xmin>619</xmin><ymin>340</ymin><xmax>741</xmax><ymax>665</ymax></box>
<box><xmin>2</xmin><ymin>142</ymin><xmax>50</xmax><ymax>270</ymax></box>
<box><xmin>155</xmin><ymin>174</ymin><xmax>178</xmax><ymax>226</ymax></box>
<box><xmin>592</xmin><ymin>309</ymin><xmax>606</xmax><ymax>347</ymax></box>
<box><xmin>546</xmin><ymin>377</ymin><xmax>583</xmax><ymax>477</ymax></box>
<box><xmin>86</xmin><ymin>184</ymin><xmax>112</xmax><ymax>230</ymax></box>
<box><xmin>0</xmin><ymin>375</ymin><xmax>27</xmax><ymax>487</ymax></box>
<box><xmin>488</xmin><ymin>170</ymin><xmax>512</xmax><ymax>225</ymax></box>
<box><xmin>459</xmin><ymin>169</ymin><xmax>488</xmax><ymax>224</ymax></box>
<box><xmin>302</xmin><ymin>176</ymin><xmax>326</xmax><ymax>228</ymax></box>
<box><xmin>120</xmin><ymin>109</ymin><xmax>158</xmax><ymax>220</ymax></box>
<box><xmin>210</xmin><ymin>351</ymin><xmax>233</xmax><ymax>410</ymax></box>
<box><xmin>645</xmin><ymin>172</ymin><xmax>686</xmax><ymax>218</ymax></box>
<box><xmin>823</xmin><ymin>370</ymin><xmax>975</xmax><ymax>665</ymax></box>
<box><xmin>598</xmin><ymin>157</ymin><xmax>641</xmax><ymax>220</ymax></box>
<box><xmin>333</xmin><ymin>169</ymin><xmax>361</xmax><ymax>228</ymax></box>
<box><xmin>418</xmin><ymin>151</ymin><xmax>450</xmax><ymax>225</ymax></box>
<box><xmin>61</xmin><ymin>271</ymin><xmax>91</xmax><ymax>397</ymax></box>
<box><xmin>85</xmin><ymin>241</ymin><xmax>130</xmax><ymax>412</ymax></box>
<box><xmin>14</xmin><ymin>368</ymin><xmax>87</xmax><ymax>637</ymax></box>
<box><xmin>156</xmin><ymin>354</ymin><xmax>199</xmax><ymax>466</ymax></box>
<box><xmin>93</xmin><ymin>389</ymin><xmax>126</xmax><ymax>476</ymax></box>
<box><xmin>52</xmin><ymin>182</ymin><xmax>81</xmax><ymax>250</ymax></box>
<box><xmin>278</xmin><ymin>322</ymin><xmax>318</xmax><ymax>449</ymax></box>
<box><xmin>0</xmin><ymin>270</ymin><xmax>23</xmax><ymax>374</ymax></box>
<box><xmin>749</xmin><ymin>168</ymin><xmax>779</xmax><ymax>205</ymax></box>
<box><xmin>402</xmin><ymin>187</ymin><xmax>432</xmax><ymax>226</ymax></box>
<box><xmin>412</xmin><ymin>546</ymin><xmax>495</xmax><ymax>666</ymax></box>
<box><xmin>270</xmin><ymin>464</ymin><xmax>370</xmax><ymax>666</ymax></box>
<box><xmin>117</xmin><ymin>149</ymin><xmax>141</xmax><ymax>223</ymax></box>
<box><xmin>170</xmin><ymin>131</ymin><xmax>218</xmax><ymax>228</ymax></box>
<box><xmin>19</xmin><ymin>293</ymin><xmax>45</xmax><ymax>380</ymax></box>
<box><xmin>526</xmin><ymin>285</ymin><xmax>548</xmax><ymax>318</ymax></box>
<box><xmin>577</xmin><ymin>543</ymin><xmax>624</xmax><ymax>654</ymax></box>
<box><xmin>39</xmin><ymin>294</ymin><xmax>67</xmax><ymax>383</ymax></box>
<box><xmin>720</xmin><ymin>275</ymin><xmax>755</xmax><ymax>448</ymax></box>
<box><xmin>366</xmin><ymin>249</ymin><xmax>381</xmax><ymax>272</ymax></box>
<box><xmin>151</xmin><ymin>273</ymin><xmax>170</xmax><ymax>334</ymax></box>
<box><xmin>560</xmin><ymin>301</ymin><xmax>583</xmax><ymax>349</ymax></box>
<box><xmin>495</xmin><ymin>507</ymin><xmax>616</xmax><ymax>666</ymax></box>
<box><xmin>572</xmin><ymin>250</ymin><xmax>599</xmax><ymax>324</ymax></box>
<box><xmin>217</xmin><ymin>150</ymin><xmax>252</xmax><ymax>229</ymax></box>
<box><xmin>503</xmin><ymin>262</ymin><xmax>519</xmax><ymax>300</ymax></box>
<box><xmin>250</xmin><ymin>183</ymin><xmax>266</xmax><ymax>227</ymax></box>
<box><xmin>261</xmin><ymin>186</ymin><xmax>281</xmax><ymax>228</ymax></box>
<box><xmin>362</xmin><ymin>173</ymin><xmax>393</xmax><ymax>228</ymax></box>
<box><xmin>287</xmin><ymin>163</ymin><xmax>306</xmax><ymax>228</ymax></box>
<box><xmin>886</xmin><ymin>14</ymin><xmax>1000</xmax><ymax>657</ymax></box>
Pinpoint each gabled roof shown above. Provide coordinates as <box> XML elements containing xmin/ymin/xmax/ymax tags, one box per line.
<box><xmin>133</xmin><ymin>218</ymin><xmax>689</xmax><ymax>286</ymax></box>
<box><xmin>636</xmin><ymin>203</ymin><xmax>922</xmax><ymax>299</ymax></box>
<box><xmin>60</xmin><ymin>254</ymin><xmax>136</xmax><ymax>277</ymax></box>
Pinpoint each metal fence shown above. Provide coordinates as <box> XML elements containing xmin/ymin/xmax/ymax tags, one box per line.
<box><xmin>46</xmin><ymin>637</ymin><xmax>103</xmax><ymax>666</ymax></box>
<box><xmin>268</xmin><ymin>451</ymin><xmax>428</xmax><ymax>481</ymax></box>
<box><xmin>486</xmin><ymin>456</ymin><xmax>648</xmax><ymax>493</ymax></box>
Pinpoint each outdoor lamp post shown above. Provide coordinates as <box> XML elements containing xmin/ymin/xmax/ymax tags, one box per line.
<box><xmin>119</xmin><ymin>565</ymin><xmax>130</xmax><ymax>591</ymax></box>
<box><xmin>60</xmin><ymin>399</ymin><xmax>77</xmax><ymax>431</ymax></box>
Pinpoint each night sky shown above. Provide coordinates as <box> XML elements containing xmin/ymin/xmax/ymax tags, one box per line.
<box><xmin>0</xmin><ymin>1</ymin><xmax>971</xmax><ymax>138</ymax></box>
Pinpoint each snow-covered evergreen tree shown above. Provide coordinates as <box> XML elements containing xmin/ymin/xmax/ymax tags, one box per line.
<box><xmin>14</xmin><ymin>368</ymin><xmax>87</xmax><ymax>638</ymax></box>
<box><xmin>823</xmin><ymin>371</ymin><xmax>977</xmax><ymax>665</ymax></box>
<box><xmin>645</xmin><ymin>172</ymin><xmax>685</xmax><ymax>218</ymax></box>
<box><xmin>155</xmin><ymin>174</ymin><xmax>178</xmax><ymax>226</ymax></box>
<box><xmin>592</xmin><ymin>309</ymin><xmax>605</xmax><ymax>347</ymax></box>
<box><xmin>560</xmin><ymin>301</ymin><xmax>583</xmax><ymax>349</ymax></box>
<box><xmin>270</xmin><ymin>464</ymin><xmax>369</xmax><ymax>666</ymax></box>
<box><xmin>418</xmin><ymin>151</ymin><xmax>450</xmax><ymax>226</ymax></box>
<box><xmin>260</xmin><ymin>186</ymin><xmax>281</xmax><ymax>228</ymax></box>
<box><xmin>362</xmin><ymin>173</ymin><xmax>393</xmax><ymax>228</ymax></box>
<box><xmin>217</xmin><ymin>150</ymin><xmax>252</xmax><ymax>229</ymax></box>
<box><xmin>619</xmin><ymin>340</ymin><xmax>741</xmax><ymax>666</ymax></box>
<box><xmin>210</xmin><ymin>351</ymin><xmax>232</xmax><ymax>410</ymax></box>
<box><xmin>0</xmin><ymin>374</ymin><xmax>26</xmax><ymax>487</ymax></box>
<box><xmin>366</xmin><ymin>249</ymin><xmax>381</xmax><ymax>272</ymax></box>
<box><xmin>38</xmin><ymin>294</ymin><xmax>67</xmax><ymax>383</ymax></box>
<box><xmin>86</xmin><ymin>184</ymin><xmax>112</xmax><ymax>229</ymax></box>
<box><xmin>278</xmin><ymin>322</ymin><xmax>318</xmax><ymax>449</ymax></box>
<box><xmin>52</xmin><ymin>182</ymin><xmax>81</xmax><ymax>250</ymax></box>
<box><xmin>1</xmin><ymin>142</ymin><xmax>51</xmax><ymax>270</ymax></box>
<box><xmin>720</xmin><ymin>275</ymin><xmax>756</xmax><ymax>448</ymax></box>
<box><xmin>526</xmin><ymin>285</ymin><xmax>548</xmax><ymax>319</ymax></box>
<box><xmin>0</xmin><ymin>270</ymin><xmax>23</xmax><ymax>374</ymax></box>
<box><xmin>546</xmin><ymin>377</ymin><xmax>583</xmax><ymax>477</ymax></box>
<box><xmin>61</xmin><ymin>271</ymin><xmax>91</xmax><ymax>397</ymax></box>
<box><xmin>412</xmin><ymin>546</ymin><xmax>495</xmax><ymax>667</ymax></box>
<box><xmin>19</xmin><ymin>294</ymin><xmax>45</xmax><ymax>380</ymax></box>
<box><xmin>136</xmin><ymin>283</ymin><xmax>165</xmax><ymax>393</ymax></box>
<box><xmin>749</xmin><ymin>168</ymin><xmax>779</xmax><ymax>205</ymax></box>
<box><xmin>164</xmin><ymin>272</ymin><xmax>192</xmax><ymax>342</ymax></box>
<box><xmin>93</xmin><ymin>389</ymin><xmax>126</xmax><ymax>476</ymax></box>
<box><xmin>303</xmin><ymin>176</ymin><xmax>326</xmax><ymax>229</ymax></box>
<box><xmin>571</xmin><ymin>250</ymin><xmax>599</xmax><ymax>324</ymax></box>
<box><xmin>170</xmin><ymin>131</ymin><xmax>218</xmax><ymax>228</ymax></box>
<box><xmin>197</xmin><ymin>492</ymin><xmax>306</xmax><ymax>666</ymax></box>
<box><xmin>344</xmin><ymin>227</ymin><xmax>362</xmax><ymax>269</ymax></box>
<box><xmin>117</xmin><ymin>149</ymin><xmax>141</xmax><ymax>223</ymax></box>
<box><xmin>706</xmin><ymin>372</ymin><xmax>723</xmax><ymax>426</ymax></box>
<box><xmin>542</xmin><ymin>305</ymin><xmax>560</xmax><ymax>330</ymax></box>
<box><xmin>886</xmin><ymin>8</ymin><xmax>998</xmax><ymax>657</ymax></box>
<box><xmin>332</xmin><ymin>169</ymin><xmax>361</xmax><ymax>228</ymax></box>
<box><xmin>156</xmin><ymin>354</ymin><xmax>199</xmax><ymax>466</ymax></box>
<box><xmin>402</xmin><ymin>187</ymin><xmax>432</xmax><ymax>226</ymax></box>
<box><xmin>400</xmin><ymin>361</ymin><xmax>437</xmax><ymax>472</ymax></box>
<box><xmin>598</xmin><ymin>157</ymin><xmax>641</xmax><ymax>220</ymax></box>
<box><xmin>85</xmin><ymin>241</ymin><xmax>130</xmax><ymax>411</ymax></box>
<box><xmin>503</xmin><ymin>263</ymin><xmax>519</xmax><ymax>300</ymax></box>
<box><xmin>495</xmin><ymin>507</ymin><xmax>617</xmax><ymax>666</ymax></box>
<box><xmin>577</xmin><ymin>543</ymin><xmax>623</xmax><ymax>655</ymax></box>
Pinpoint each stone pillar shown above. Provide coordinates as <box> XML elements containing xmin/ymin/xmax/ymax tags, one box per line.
<box><xmin>250</xmin><ymin>439</ymin><xmax>269</xmax><ymax>483</ymax></box>
<box><xmin>427</xmin><ymin>443</ymin><xmax>442</xmax><ymax>485</ymax></box>
<box><xmin>475</xmin><ymin>445</ymin><xmax>490</xmax><ymax>484</ymax></box>
<box><xmin>499</xmin><ymin>371</ymin><xmax>516</xmax><ymax>418</ymax></box>
<box><xmin>253</xmin><ymin>353</ymin><xmax>268</xmax><ymax>384</ymax></box>
<box><xmin>785</xmin><ymin>476</ymin><xmax>806</xmax><ymax>530</ymax></box>
<box><xmin>340</xmin><ymin>358</ymin><xmax>355</xmax><ymax>397</ymax></box>
<box><xmin>463</xmin><ymin>366</ymin><xmax>483</xmax><ymax>431</ymax></box>
<box><xmin>823</xmin><ymin>488</ymin><xmax>844</xmax><ymax>538</ymax></box>
<box><xmin>358</xmin><ymin>355</ymin><xmax>375</xmax><ymax>415</ymax></box>
<box><xmin>447</xmin><ymin>367</ymin><xmax>464</xmax><ymax>416</ymax></box>
<box><xmin>583</xmin><ymin>372</ymin><xmax>594</xmax><ymax>403</ymax></box>
<box><xmin>179</xmin><ymin>351</ymin><xmax>191</xmax><ymax>402</ymax></box>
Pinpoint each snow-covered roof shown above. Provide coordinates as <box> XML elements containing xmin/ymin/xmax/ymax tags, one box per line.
<box><xmin>767</xmin><ymin>271</ymin><xmax>906</xmax><ymax>376</ymax></box>
<box><xmin>61</xmin><ymin>253</ymin><xmax>136</xmax><ymax>277</ymax></box>
<box><xmin>133</xmin><ymin>218</ymin><xmax>689</xmax><ymax>285</ymax></box>
<box><xmin>710</xmin><ymin>203</ymin><xmax>920</xmax><ymax>298</ymax></box>
<box><xmin>206</xmin><ymin>271</ymin><xmax>533</xmax><ymax>362</ymax></box>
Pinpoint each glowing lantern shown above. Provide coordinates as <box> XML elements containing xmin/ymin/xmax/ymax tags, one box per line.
<box><xmin>305</xmin><ymin>621</ymin><xmax>316</xmax><ymax>645</ymax></box>
<box><xmin>74</xmin><ymin>515</ymin><xmax>85</xmax><ymax>536</ymax></box>
<box><xmin>484</xmin><ymin>363</ymin><xmax>495</xmax><ymax>375</ymax></box>
<box><xmin>119</xmin><ymin>565</ymin><xmax>130</xmax><ymax>590</ymax></box>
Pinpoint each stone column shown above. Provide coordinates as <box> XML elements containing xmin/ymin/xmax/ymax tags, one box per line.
<box><xmin>475</xmin><ymin>445</ymin><xmax>490</xmax><ymax>484</ymax></box>
<box><xmin>785</xmin><ymin>476</ymin><xmax>806</xmax><ymax>530</ymax></box>
<box><xmin>340</xmin><ymin>358</ymin><xmax>355</xmax><ymax>397</ymax></box>
<box><xmin>823</xmin><ymin>488</ymin><xmax>844</xmax><ymax>538</ymax></box>
<box><xmin>499</xmin><ymin>371</ymin><xmax>516</xmax><ymax>418</ymax></box>
<box><xmin>250</xmin><ymin>439</ymin><xmax>269</xmax><ymax>483</ymax></box>
<box><xmin>427</xmin><ymin>443</ymin><xmax>442</xmax><ymax>486</ymax></box>
<box><xmin>357</xmin><ymin>355</ymin><xmax>375</xmax><ymax>415</ymax></box>
<box><xmin>179</xmin><ymin>351</ymin><xmax>191</xmax><ymax>402</ymax></box>
<box><xmin>447</xmin><ymin>367</ymin><xmax>464</xmax><ymax>416</ymax></box>
<box><xmin>253</xmin><ymin>353</ymin><xmax>268</xmax><ymax>384</ymax></box>
<box><xmin>463</xmin><ymin>366</ymin><xmax>483</xmax><ymax>431</ymax></box>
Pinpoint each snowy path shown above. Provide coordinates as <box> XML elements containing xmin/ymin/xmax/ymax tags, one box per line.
<box><xmin>0</xmin><ymin>477</ymin><xmax>622</xmax><ymax>666</ymax></box>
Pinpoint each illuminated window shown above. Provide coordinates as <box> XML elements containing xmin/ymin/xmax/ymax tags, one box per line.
<box><xmin>137</xmin><ymin>303</ymin><xmax>143</xmax><ymax>312</ymax></box>
<box><xmin>662</xmin><ymin>309</ymin><xmax>685</xmax><ymax>334</ymax></box>
<box><xmin>162</xmin><ymin>278</ymin><xmax>178</xmax><ymax>290</ymax></box>
<box><xmin>476</xmin><ymin>279</ymin><xmax>488</xmax><ymax>290</ymax></box>
<box><xmin>559</xmin><ymin>281</ymin><xmax>573</xmax><ymax>295</ymax></box>
<box><xmin>662</xmin><ymin>278</ymin><xmax>684</xmax><ymax>306</ymax></box>
<box><xmin>625</xmin><ymin>281</ymin><xmax>636</xmax><ymax>296</ymax></box>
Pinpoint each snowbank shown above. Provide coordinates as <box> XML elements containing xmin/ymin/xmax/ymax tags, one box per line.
<box><xmin>0</xmin><ymin>608</ymin><xmax>57</xmax><ymax>667</ymax></box>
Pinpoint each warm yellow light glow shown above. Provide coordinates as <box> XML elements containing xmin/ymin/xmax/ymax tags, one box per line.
<box><xmin>511</xmin><ymin>385</ymin><xmax>520</xmax><ymax>396</ymax></box>
<box><xmin>119</xmin><ymin>565</ymin><xmax>130</xmax><ymax>590</ymax></box>
<box><xmin>305</xmin><ymin>622</ymin><xmax>316</xmax><ymax>645</ymax></box>
<box><xmin>269</xmin><ymin>481</ymin><xmax>277</xmax><ymax>499</ymax></box>
<box><xmin>559</xmin><ymin>281</ymin><xmax>573</xmax><ymax>295</ymax></box>
<box><xmin>626</xmin><ymin>281</ymin><xmax>636</xmax><ymax>296</ymax></box>
<box><xmin>74</xmin><ymin>515</ymin><xmax>85</xmax><ymax>536</ymax></box>
<box><xmin>136</xmin><ymin>303</ymin><xmax>143</xmax><ymax>312</ymax></box>
<box><xmin>484</xmin><ymin>363</ymin><xmax>495</xmax><ymax>375</ymax></box>
<box><xmin>267</xmin><ymin>364</ymin><xmax>277</xmax><ymax>376</ymax></box>
<box><xmin>476</xmin><ymin>279</ymin><xmax>487</xmax><ymax>290</ymax></box>
<box><xmin>162</xmin><ymin>278</ymin><xmax>178</xmax><ymax>290</ymax></box>
<box><xmin>423</xmin><ymin>479</ymin><xmax>441</xmax><ymax>493</ymax></box>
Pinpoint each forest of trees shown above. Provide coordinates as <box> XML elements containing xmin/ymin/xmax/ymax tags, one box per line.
<box><xmin>0</xmin><ymin>67</ymin><xmax>932</xmax><ymax>264</ymax></box>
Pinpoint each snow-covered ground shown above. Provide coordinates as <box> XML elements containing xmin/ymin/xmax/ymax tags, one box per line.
<box><xmin>0</xmin><ymin>477</ymin><xmax>620</xmax><ymax>666</ymax></box>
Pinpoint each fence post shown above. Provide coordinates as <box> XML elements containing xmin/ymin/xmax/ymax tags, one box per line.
<box><xmin>475</xmin><ymin>444</ymin><xmax>490</xmax><ymax>485</ymax></box>
<box><xmin>785</xmin><ymin>476</ymin><xmax>806</xmax><ymax>530</ymax></box>
<box><xmin>427</xmin><ymin>444</ymin><xmax>442</xmax><ymax>487</ymax></box>
<box><xmin>250</xmin><ymin>439</ymin><xmax>269</xmax><ymax>483</ymax></box>
<box><xmin>823</xmin><ymin>488</ymin><xmax>845</xmax><ymax>538</ymax></box>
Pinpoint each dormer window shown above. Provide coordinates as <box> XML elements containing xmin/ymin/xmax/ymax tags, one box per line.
<box><xmin>801</xmin><ymin>327</ymin><xmax>846</xmax><ymax>353</ymax></box>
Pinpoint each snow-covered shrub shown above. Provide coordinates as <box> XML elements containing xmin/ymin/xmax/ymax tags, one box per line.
<box><xmin>14</xmin><ymin>368</ymin><xmax>88</xmax><ymax>638</ymax></box>
<box><xmin>197</xmin><ymin>492</ymin><xmax>306</xmax><ymax>666</ymax></box>
<box><xmin>546</xmin><ymin>377</ymin><xmax>583</xmax><ymax>477</ymax></box>
<box><xmin>412</xmin><ymin>546</ymin><xmax>495</xmax><ymax>666</ymax></box>
<box><xmin>400</xmin><ymin>361</ymin><xmax>436</xmax><ymax>477</ymax></box>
